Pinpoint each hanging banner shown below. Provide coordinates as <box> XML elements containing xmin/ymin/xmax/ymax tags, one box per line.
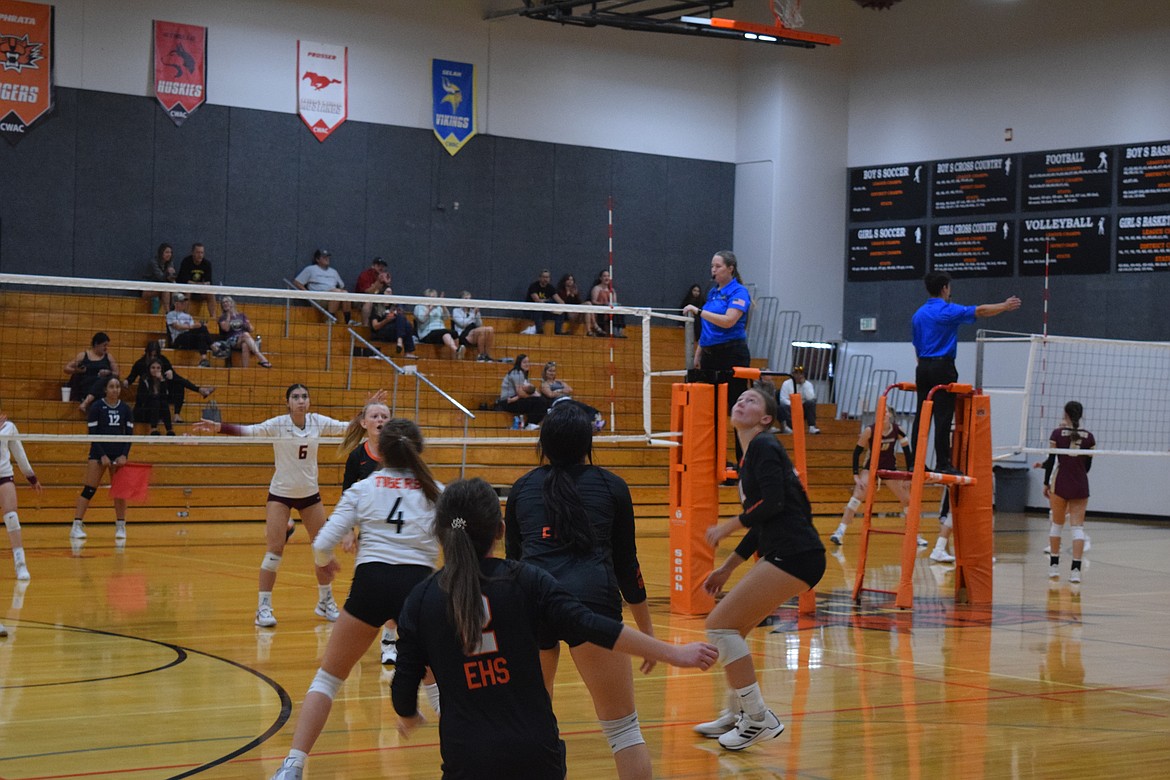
<box><xmin>432</xmin><ymin>58</ymin><xmax>475</xmax><ymax>156</ymax></box>
<box><xmin>152</xmin><ymin>20</ymin><xmax>207</xmax><ymax>126</ymax></box>
<box><xmin>0</xmin><ymin>0</ymin><xmax>54</xmax><ymax>144</ymax></box>
<box><xmin>297</xmin><ymin>40</ymin><xmax>347</xmax><ymax>142</ymax></box>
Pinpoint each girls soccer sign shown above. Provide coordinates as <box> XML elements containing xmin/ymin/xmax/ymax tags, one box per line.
<box><xmin>297</xmin><ymin>40</ymin><xmax>347</xmax><ymax>142</ymax></box>
<box><xmin>152</xmin><ymin>20</ymin><xmax>207</xmax><ymax>127</ymax></box>
<box><xmin>432</xmin><ymin>59</ymin><xmax>475</xmax><ymax>156</ymax></box>
<box><xmin>0</xmin><ymin>0</ymin><xmax>54</xmax><ymax>144</ymax></box>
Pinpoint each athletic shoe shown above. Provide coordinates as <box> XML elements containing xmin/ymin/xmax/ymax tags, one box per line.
<box><xmin>115</xmin><ymin>520</ymin><xmax>127</xmax><ymax>540</ymax></box>
<box><xmin>780</xmin><ymin>425</ymin><xmax>794</xmax><ymax>435</ymax></box>
<box><xmin>456</xmin><ymin>345</ymin><xmax>466</xmax><ymax>359</ymax></box>
<box><xmin>808</xmin><ymin>425</ymin><xmax>821</xmax><ymax>435</ymax></box>
<box><xmin>929</xmin><ymin>548</ymin><xmax>956</xmax><ymax>563</ymax></box>
<box><xmin>717</xmin><ymin>710</ymin><xmax>785</xmax><ymax>751</ymax></box>
<box><xmin>198</xmin><ymin>358</ymin><xmax>211</xmax><ymax>368</ymax></box>
<box><xmin>382</xmin><ymin>640</ymin><xmax>398</xmax><ymax>666</ymax></box>
<box><xmin>917</xmin><ymin>536</ymin><xmax>929</xmax><ymax>547</ymax></box>
<box><xmin>14</xmin><ymin>561</ymin><xmax>30</xmax><ymax>581</ymax></box>
<box><xmin>70</xmin><ymin>520</ymin><xmax>87</xmax><ymax>540</ymax></box>
<box><xmin>315</xmin><ymin>594</ymin><xmax>340</xmax><ymax>622</ymax></box>
<box><xmin>1048</xmin><ymin>564</ymin><xmax>1060</xmax><ymax>580</ymax></box>
<box><xmin>1069</xmin><ymin>569</ymin><xmax>1081</xmax><ymax>584</ymax></box>
<box><xmin>694</xmin><ymin>709</ymin><xmax>739</xmax><ymax>738</ymax></box>
<box><xmin>271</xmin><ymin>759</ymin><xmax>304</xmax><ymax>780</ymax></box>
<box><xmin>255</xmin><ymin>605</ymin><xmax>277</xmax><ymax>628</ymax></box>
<box><xmin>524</xmin><ymin>423</ymin><xmax>541</xmax><ymax>431</ymax></box>
<box><xmin>0</xmin><ymin>623</ymin><xmax>7</xmax><ymax>637</ymax></box>
<box><xmin>829</xmin><ymin>533</ymin><xmax>842</xmax><ymax>546</ymax></box>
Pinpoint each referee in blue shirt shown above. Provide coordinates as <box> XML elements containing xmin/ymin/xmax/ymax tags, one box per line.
<box><xmin>911</xmin><ymin>271</ymin><xmax>1021</xmax><ymax>473</ymax></box>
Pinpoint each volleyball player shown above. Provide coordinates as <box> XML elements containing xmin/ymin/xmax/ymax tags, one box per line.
<box><xmin>193</xmin><ymin>385</ymin><xmax>384</xmax><ymax>627</ymax></box>
<box><xmin>1040</xmin><ymin>401</ymin><xmax>1095</xmax><ymax>583</ymax></box>
<box><xmin>0</xmin><ymin>411</ymin><xmax>41</xmax><ymax>581</ymax></box>
<box><xmin>271</xmin><ymin>419</ymin><xmax>441</xmax><ymax>780</ymax></box>
<box><xmin>503</xmin><ymin>401</ymin><xmax>657</xmax><ymax>780</ymax></box>
<box><xmin>71</xmin><ymin>376</ymin><xmax>132</xmax><ymax>542</ymax></box>
<box><xmin>392</xmin><ymin>478</ymin><xmax>718</xmax><ymax>780</ymax></box>
<box><xmin>701</xmin><ymin>380</ymin><xmax>825</xmax><ymax>750</ymax></box>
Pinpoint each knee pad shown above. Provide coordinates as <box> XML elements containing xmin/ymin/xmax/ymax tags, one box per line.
<box><xmin>1049</xmin><ymin>523</ymin><xmax>1064</xmax><ymax>538</ymax></box>
<box><xmin>1071</xmin><ymin>526</ymin><xmax>1086</xmax><ymax>541</ymax></box>
<box><xmin>939</xmin><ymin>514</ymin><xmax>953</xmax><ymax>529</ymax></box>
<box><xmin>3</xmin><ymin>512</ymin><xmax>19</xmax><ymax>532</ymax></box>
<box><xmin>846</xmin><ymin>496</ymin><xmax>861</xmax><ymax>512</ymax></box>
<box><xmin>706</xmin><ymin>628</ymin><xmax>750</xmax><ymax>666</ymax></box>
<box><xmin>307</xmin><ymin>668</ymin><xmax>344</xmax><ymax>700</ymax></box>
<box><xmin>260</xmin><ymin>552</ymin><xmax>282</xmax><ymax>572</ymax></box>
<box><xmin>600</xmin><ymin>712</ymin><xmax>645</xmax><ymax>753</ymax></box>
<box><xmin>80</xmin><ymin>485</ymin><xmax>97</xmax><ymax>500</ymax></box>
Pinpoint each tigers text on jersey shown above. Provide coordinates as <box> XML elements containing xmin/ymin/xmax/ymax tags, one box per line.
<box><xmin>0</xmin><ymin>421</ymin><xmax>34</xmax><ymax>480</ymax></box>
<box><xmin>234</xmin><ymin>413</ymin><xmax>348</xmax><ymax>498</ymax></box>
<box><xmin>314</xmin><ymin>467</ymin><xmax>441</xmax><ymax>569</ymax></box>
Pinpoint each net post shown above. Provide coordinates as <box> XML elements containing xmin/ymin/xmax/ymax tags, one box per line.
<box><xmin>668</xmin><ymin>382</ymin><xmax>718</xmax><ymax>615</ymax></box>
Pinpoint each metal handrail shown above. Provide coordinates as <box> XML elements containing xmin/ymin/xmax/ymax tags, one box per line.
<box><xmin>282</xmin><ymin>278</ymin><xmax>337</xmax><ymax>371</ymax></box>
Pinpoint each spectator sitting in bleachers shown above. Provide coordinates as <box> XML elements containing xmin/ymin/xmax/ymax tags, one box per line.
<box><xmin>65</xmin><ymin>332</ymin><xmax>119</xmax><ymax>414</ymax></box>
<box><xmin>590</xmin><ymin>268</ymin><xmax>626</xmax><ymax>338</ymax></box>
<box><xmin>524</xmin><ymin>269</ymin><xmax>562</xmax><ymax>335</ymax></box>
<box><xmin>368</xmin><ymin>285</ymin><xmax>416</xmax><ymax>358</ymax></box>
<box><xmin>556</xmin><ymin>274</ymin><xmax>590</xmax><ymax>335</ymax></box>
<box><xmin>166</xmin><ymin>293</ymin><xmax>214</xmax><ymax>366</ymax></box>
<box><xmin>126</xmin><ymin>340</ymin><xmax>213</xmax><ymax>424</ymax></box>
<box><xmin>133</xmin><ymin>359</ymin><xmax>175</xmax><ymax>435</ymax></box>
<box><xmin>500</xmin><ymin>354</ymin><xmax>550</xmax><ymax>430</ymax></box>
<box><xmin>414</xmin><ymin>289</ymin><xmax>460</xmax><ymax>358</ymax></box>
<box><xmin>177</xmin><ymin>242</ymin><xmax>214</xmax><ymax>318</ymax></box>
<box><xmin>539</xmin><ymin>360</ymin><xmax>604</xmax><ymax>431</ymax></box>
<box><xmin>217</xmin><ymin>296</ymin><xmax>271</xmax><ymax>368</ymax></box>
<box><xmin>355</xmin><ymin>256</ymin><xmax>388</xmax><ymax>295</ymax></box>
<box><xmin>144</xmin><ymin>242</ymin><xmax>177</xmax><ymax>314</ymax></box>
<box><xmin>294</xmin><ymin>249</ymin><xmax>358</xmax><ymax>325</ymax></box>
<box><xmin>452</xmin><ymin>290</ymin><xmax>496</xmax><ymax>362</ymax></box>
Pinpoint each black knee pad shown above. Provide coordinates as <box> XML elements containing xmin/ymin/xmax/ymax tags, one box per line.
<box><xmin>80</xmin><ymin>485</ymin><xmax>97</xmax><ymax>500</ymax></box>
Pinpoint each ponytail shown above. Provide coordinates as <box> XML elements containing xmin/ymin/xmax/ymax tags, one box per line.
<box><xmin>337</xmin><ymin>401</ymin><xmax>388</xmax><ymax>457</ymax></box>
<box><xmin>377</xmin><ymin>418</ymin><xmax>440</xmax><ymax>503</ymax></box>
<box><xmin>1064</xmin><ymin>400</ymin><xmax>1084</xmax><ymax>444</ymax></box>
<box><xmin>537</xmin><ymin>402</ymin><xmax>596</xmax><ymax>555</ymax></box>
<box><xmin>435</xmin><ymin>478</ymin><xmax>503</xmax><ymax>656</ymax></box>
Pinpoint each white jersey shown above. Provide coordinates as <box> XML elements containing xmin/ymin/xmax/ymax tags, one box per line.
<box><xmin>0</xmin><ymin>421</ymin><xmax>35</xmax><ymax>480</ymax></box>
<box><xmin>235</xmin><ymin>413</ymin><xmax>348</xmax><ymax>498</ymax></box>
<box><xmin>314</xmin><ymin>468</ymin><xmax>441</xmax><ymax>569</ymax></box>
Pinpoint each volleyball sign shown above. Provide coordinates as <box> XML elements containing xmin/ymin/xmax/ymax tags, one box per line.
<box><xmin>0</xmin><ymin>0</ymin><xmax>54</xmax><ymax>144</ymax></box>
<box><xmin>432</xmin><ymin>59</ymin><xmax>476</xmax><ymax>156</ymax></box>
<box><xmin>152</xmin><ymin>20</ymin><xmax>207</xmax><ymax>126</ymax></box>
<box><xmin>297</xmin><ymin>40</ymin><xmax>347</xmax><ymax>142</ymax></box>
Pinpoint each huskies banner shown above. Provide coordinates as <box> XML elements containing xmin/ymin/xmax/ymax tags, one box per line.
<box><xmin>153</xmin><ymin>20</ymin><xmax>206</xmax><ymax>126</ymax></box>
<box><xmin>432</xmin><ymin>59</ymin><xmax>475</xmax><ymax>156</ymax></box>
<box><xmin>0</xmin><ymin>0</ymin><xmax>54</xmax><ymax>144</ymax></box>
<box><xmin>297</xmin><ymin>40</ymin><xmax>347</xmax><ymax>142</ymax></box>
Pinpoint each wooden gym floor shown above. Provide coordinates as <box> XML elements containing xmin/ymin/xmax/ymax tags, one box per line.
<box><xmin>1</xmin><ymin>511</ymin><xmax>1168</xmax><ymax>779</ymax></box>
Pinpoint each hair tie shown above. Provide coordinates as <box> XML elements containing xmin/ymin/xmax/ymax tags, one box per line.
<box><xmin>450</xmin><ymin>517</ymin><xmax>466</xmax><ymax>531</ymax></box>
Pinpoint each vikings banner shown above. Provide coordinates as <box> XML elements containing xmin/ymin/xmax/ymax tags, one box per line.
<box><xmin>432</xmin><ymin>59</ymin><xmax>475</xmax><ymax>156</ymax></box>
<box><xmin>297</xmin><ymin>40</ymin><xmax>347</xmax><ymax>142</ymax></box>
<box><xmin>153</xmin><ymin>20</ymin><xmax>207</xmax><ymax>126</ymax></box>
<box><xmin>0</xmin><ymin>0</ymin><xmax>54</xmax><ymax>144</ymax></box>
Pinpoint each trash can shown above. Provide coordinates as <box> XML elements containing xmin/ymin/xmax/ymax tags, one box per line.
<box><xmin>992</xmin><ymin>465</ymin><xmax>1029</xmax><ymax>512</ymax></box>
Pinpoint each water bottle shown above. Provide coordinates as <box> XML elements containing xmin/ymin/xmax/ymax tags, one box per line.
<box><xmin>512</xmin><ymin>416</ymin><xmax>521</xmax><ymax>430</ymax></box>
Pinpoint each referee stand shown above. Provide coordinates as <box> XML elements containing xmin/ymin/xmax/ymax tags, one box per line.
<box><xmin>851</xmin><ymin>382</ymin><xmax>995</xmax><ymax>608</ymax></box>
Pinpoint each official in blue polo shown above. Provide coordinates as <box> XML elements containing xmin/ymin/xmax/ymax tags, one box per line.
<box><xmin>911</xmin><ymin>271</ymin><xmax>1021</xmax><ymax>473</ymax></box>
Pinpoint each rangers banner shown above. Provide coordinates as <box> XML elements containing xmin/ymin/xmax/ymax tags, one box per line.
<box><xmin>432</xmin><ymin>59</ymin><xmax>475</xmax><ymax>156</ymax></box>
<box><xmin>0</xmin><ymin>0</ymin><xmax>54</xmax><ymax>144</ymax></box>
<box><xmin>297</xmin><ymin>40</ymin><xmax>347</xmax><ymax>142</ymax></box>
<box><xmin>153</xmin><ymin>20</ymin><xmax>207</xmax><ymax>126</ymax></box>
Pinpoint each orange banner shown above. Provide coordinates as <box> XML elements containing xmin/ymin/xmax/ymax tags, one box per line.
<box><xmin>153</xmin><ymin>20</ymin><xmax>207</xmax><ymax>126</ymax></box>
<box><xmin>0</xmin><ymin>0</ymin><xmax>54</xmax><ymax>144</ymax></box>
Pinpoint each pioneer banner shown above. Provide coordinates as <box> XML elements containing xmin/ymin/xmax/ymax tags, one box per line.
<box><xmin>297</xmin><ymin>40</ymin><xmax>347</xmax><ymax>142</ymax></box>
<box><xmin>152</xmin><ymin>20</ymin><xmax>206</xmax><ymax>126</ymax></box>
<box><xmin>432</xmin><ymin>58</ymin><xmax>475</xmax><ymax>156</ymax></box>
<box><xmin>0</xmin><ymin>0</ymin><xmax>54</xmax><ymax>144</ymax></box>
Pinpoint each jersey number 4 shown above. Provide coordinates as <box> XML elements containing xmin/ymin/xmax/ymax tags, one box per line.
<box><xmin>383</xmin><ymin>497</ymin><xmax>405</xmax><ymax>533</ymax></box>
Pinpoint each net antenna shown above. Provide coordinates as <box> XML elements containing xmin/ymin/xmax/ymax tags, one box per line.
<box><xmin>772</xmin><ymin>0</ymin><xmax>804</xmax><ymax>28</ymax></box>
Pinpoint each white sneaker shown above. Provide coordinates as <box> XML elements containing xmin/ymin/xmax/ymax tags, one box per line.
<box><xmin>829</xmin><ymin>533</ymin><xmax>842</xmax><ymax>546</ymax></box>
<box><xmin>271</xmin><ymin>758</ymin><xmax>304</xmax><ymax>780</ymax></box>
<box><xmin>780</xmin><ymin>425</ymin><xmax>794</xmax><ymax>434</ymax></box>
<box><xmin>929</xmin><ymin>548</ymin><xmax>956</xmax><ymax>563</ymax></box>
<box><xmin>808</xmin><ymin>425</ymin><xmax>821</xmax><ymax>435</ymax></box>
<box><xmin>381</xmin><ymin>639</ymin><xmax>398</xmax><ymax>665</ymax></box>
<box><xmin>115</xmin><ymin>520</ymin><xmax>127</xmax><ymax>540</ymax></box>
<box><xmin>315</xmin><ymin>594</ymin><xmax>340</xmax><ymax>622</ymax></box>
<box><xmin>70</xmin><ymin>520</ymin><xmax>87</xmax><ymax>539</ymax></box>
<box><xmin>917</xmin><ymin>536</ymin><xmax>929</xmax><ymax>547</ymax></box>
<box><xmin>717</xmin><ymin>710</ymin><xmax>785</xmax><ymax>751</ymax></box>
<box><xmin>0</xmin><ymin>623</ymin><xmax>7</xmax><ymax>637</ymax></box>
<box><xmin>1048</xmin><ymin>564</ymin><xmax>1060</xmax><ymax>579</ymax></box>
<box><xmin>524</xmin><ymin>422</ymin><xmax>540</xmax><ymax>431</ymax></box>
<box><xmin>1069</xmin><ymin>569</ymin><xmax>1081</xmax><ymax>584</ymax></box>
<box><xmin>520</xmin><ymin>325</ymin><xmax>536</xmax><ymax>335</ymax></box>
<box><xmin>14</xmin><ymin>561</ymin><xmax>30</xmax><ymax>581</ymax></box>
<box><xmin>255</xmin><ymin>605</ymin><xmax>277</xmax><ymax>627</ymax></box>
<box><xmin>694</xmin><ymin>709</ymin><xmax>739</xmax><ymax>737</ymax></box>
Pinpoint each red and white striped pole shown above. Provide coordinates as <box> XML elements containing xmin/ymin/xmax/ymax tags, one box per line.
<box><xmin>606</xmin><ymin>196</ymin><xmax>616</xmax><ymax>430</ymax></box>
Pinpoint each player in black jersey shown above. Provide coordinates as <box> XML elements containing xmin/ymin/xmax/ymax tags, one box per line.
<box><xmin>701</xmin><ymin>380</ymin><xmax>826</xmax><ymax>751</ymax></box>
<box><xmin>71</xmin><ymin>376</ymin><xmax>133</xmax><ymax>542</ymax></box>
<box><xmin>392</xmin><ymin>478</ymin><xmax>717</xmax><ymax>780</ymax></box>
<box><xmin>504</xmin><ymin>401</ymin><xmax>656</xmax><ymax>779</ymax></box>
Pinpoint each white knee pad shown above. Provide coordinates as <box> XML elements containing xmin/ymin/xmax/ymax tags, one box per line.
<box><xmin>261</xmin><ymin>552</ymin><xmax>282</xmax><ymax>572</ymax></box>
<box><xmin>939</xmin><ymin>514</ymin><xmax>952</xmax><ymax>529</ymax></box>
<box><xmin>307</xmin><ymin>668</ymin><xmax>344</xmax><ymax>700</ymax></box>
<box><xmin>846</xmin><ymin>497</ymin><xmax>861</xmax><ymax>512</ymax></box>
<box><xmin>599</xmin><ymin>712</ymin><xmax>645</xmax><ymax>753</ymax></box>
<box><xmin>3</xmin><ymin>512</ymin><xmax>19</xmax><ymax>532</ymax></box>
<box><xmin>1049</xmin><ymin>523</ymin><xmax>1064</xmax><ymax>538</ymax></box>
<box><xmin>1071</xmin><ymin>526</ymin><xmax>1086</xmax><ymax>541</ymax></box>
<box><xmin>706</xmin><ymin>628</ymin><xmax>750</xmax><ymax>666</ymax></box>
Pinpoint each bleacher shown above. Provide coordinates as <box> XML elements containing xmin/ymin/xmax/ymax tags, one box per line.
<box><xmin>1</xmin><ymin>289</ymin><xmax>919</xmax><ymax>525</ymax></box>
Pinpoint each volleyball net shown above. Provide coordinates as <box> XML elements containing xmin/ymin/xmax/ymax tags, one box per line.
<box><xmin>976</xmin><ymin>330</ymin><xmax>1170</xmax><ymax>458</ymax></box>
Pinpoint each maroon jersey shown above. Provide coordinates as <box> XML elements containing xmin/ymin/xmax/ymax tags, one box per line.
<box><xmin>1048</xmin><ymin>426</ymin><xmax>1095</xmax><ymax>500</ymax></box>
<box><xmin>864</xmin><ymin>423</ymin><xmax>907</xmax><ymax>471</ymax></box>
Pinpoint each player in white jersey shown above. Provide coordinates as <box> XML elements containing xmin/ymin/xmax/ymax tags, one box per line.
<box><xmin>272</xmin><ymin>418</ymin><xmax>442</xmax><ymax>780</ymax></box>
<box><xmin>195</xmin><ymin>384</ymin><xmax>384</xmax><ymax>628</ymax></box>
<box><xmin>0</xmin><ymin>413</ymin><xmax>41</xmax><ymax>582</ymax></box>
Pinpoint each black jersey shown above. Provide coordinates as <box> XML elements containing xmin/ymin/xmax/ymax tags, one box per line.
<box><xmin>342</xmin><ymin>441</ymin><xmax>381</xmax><ymax>490</ymax></box>
<box><xmin>733</xmin><ymin>432</ymin><xmax>822</xmax><ymax>561</ymax></box>
<box><xmin>504</xmin><ymin>464</ymin><xmax>647</xmax><ymax>614</ymax></box>
<box><xmin>87</xmin><ymin>399</ymin><xmax>132</xmax><ymax>460</ymax></box>
<box><xmin>392</xmin><ymin>557</ymin><xmax>623</xmax><ymax>780</ymax></box>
